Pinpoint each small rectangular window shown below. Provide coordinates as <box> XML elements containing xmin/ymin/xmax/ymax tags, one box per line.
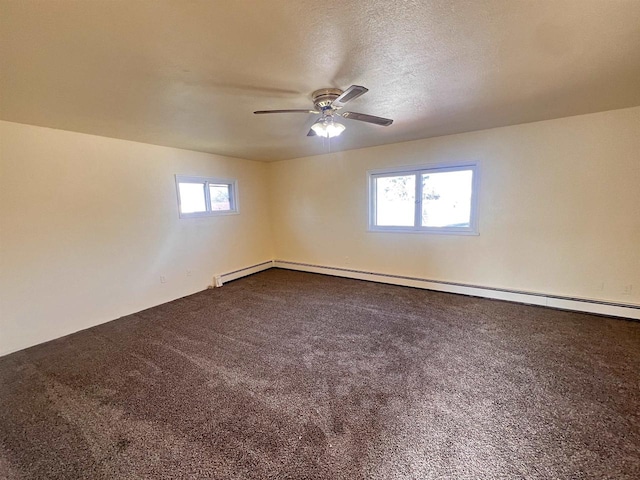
<box><xmin>175</xmin><ymin>175</ymin><xmax>238</xmax><ymax>218</ymax></box>
<box><xmin>369</xmin><ymin>163</ymin><xmax>478</xmax><ymax>235</ymax></box>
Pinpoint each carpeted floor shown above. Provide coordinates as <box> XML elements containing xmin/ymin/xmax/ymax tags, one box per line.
<box><xmin>0</xmin><ymin>269</ymin><xmax>639</xmax><ymax>479</ymax></box>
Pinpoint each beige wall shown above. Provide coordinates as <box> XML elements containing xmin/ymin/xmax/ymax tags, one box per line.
<box><xmin>2</xmin><ymin>107</ymin><xmax>639</xmax><ymax>355</ymax></box>
<box><xmin>0</xmin><ymin>121</ymin><xmax>272</xmax><ymax>355</ymax></box>
<box><xmin>269</xmin><ymin>107</ymin><xmax>640</xmax><ymax>305</ymax></box>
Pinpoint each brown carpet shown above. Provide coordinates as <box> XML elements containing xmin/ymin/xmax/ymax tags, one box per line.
<box><xmin>1</xmin><ymin>269</ymin><xmax>639</xmax><ymax>479</ymax></box>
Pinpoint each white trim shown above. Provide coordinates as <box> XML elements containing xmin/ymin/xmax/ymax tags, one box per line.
<box><xmin>175</xmin><ymin>175</ymin><xmax>239</xmax><ymax>219</ymax></box>
<box><xmin>4</xmin><ymin>258</ymin><xmax>636</xmax><ymax>358</ymax></box>
<box><xmin>273</xmin><ymin>260</ymin><xmax>640</xmax><ymax>320</ymax></box>
<box><xmin>218</xmin><ymin>260</ymin><xmax>274</xmax><ymax>284</ymax></box>
<box><xmin>367</xmin><ymin>161</ymin><xmax>480</xmax><ymax>235</ymax></box>
<box><xmin>367</xmin><ymin>226</ymin><xmax>480</xmax><ymax>236</ymax></box>
<box><xmin>367</xmin><ymin>161</ymin><xmax>479</xmax><ymax>176</ymax></box>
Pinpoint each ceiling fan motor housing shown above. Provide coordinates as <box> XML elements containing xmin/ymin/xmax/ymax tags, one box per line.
<box><xmin>312</xmin><ymin>88</ymin><xmax>343</xmax><ymax>111</ymax></box>
<box><xmin>253</xmin><ymin>85</ymin><xmax>393</xmax><ymax>132</ymax></box>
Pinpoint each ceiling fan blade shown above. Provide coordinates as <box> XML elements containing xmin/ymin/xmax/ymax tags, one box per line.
<box><xmin>341</xmin><ymin>111</ymin><xmax>393</xmax><ymax>126</ymax></box>
<box><xmin>307</xmin><ymin>128</ymin><xmax>316</xmax><ymax>136</ymax></box>
<box><xmin>254</xmin><ymin>109</ymin><xmax>319</xmax><ymax>114</ymax></box>
<box><xmin>332</xmin><ymin>85</ymin><xmax>368</xmax><ymax>107</ymax></box>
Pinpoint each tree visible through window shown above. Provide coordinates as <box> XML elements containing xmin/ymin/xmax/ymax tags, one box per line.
<box><xmin>369</xmin><ymin>163</ymin><xmax>478</xmax><ymax>234</ymax></box>
<box><xmin>209</xmin><ymin>184</ymin><xmax>232</xmax><ymax>211</ymax></box>
<box><xmin>376</xmin><ymin>175</ymin><xmax>415</xmax><ymax>226</ymax></box>
<box><xmin>421</xmin><ymin>170</ymin><xmax>472</xmax><ymax>228</ymax></box>
<box><xmin>175</xmin><ymin>176</ymin><xmax>238</xmax><ymax>218</ymax></box>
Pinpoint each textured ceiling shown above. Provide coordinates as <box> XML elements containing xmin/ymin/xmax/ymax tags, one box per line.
<box><xmin>1</xmin><ymin>1</ymin><xmax>640</xmax><ymax>161</ymax></box>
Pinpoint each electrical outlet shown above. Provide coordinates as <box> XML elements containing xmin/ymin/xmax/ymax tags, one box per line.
<box><xmin>160</xmin><ymin>275</ymin><xmax>167</xmax><ymax>284</ymax></box>
<box><xmin>622</xmin><ymin>284</ymin><xmax>633</xmax><ymax>295</ymax></box>
<box><xmin>186</xmin><ymin>270</ymin><xmax>192</xmax><ymax>277</ymax></box>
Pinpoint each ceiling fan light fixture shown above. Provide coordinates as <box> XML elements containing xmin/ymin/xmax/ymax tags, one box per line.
<box><xmin>311</xmin><ymin>117</ymin><xmax>346</xmax><ymax>138</ymax></box>
<box><xmin>253</xmin><ymin>85</ymin><xmax>393</xmax><ymax>138</ymax></box>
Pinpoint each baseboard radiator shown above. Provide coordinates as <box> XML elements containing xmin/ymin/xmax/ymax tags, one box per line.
<box><xmin>219</xmin><ymin>260</ymin><xmax>274</xmax><ymax>284</ymax></box>
<box><xmin>262</xmin><ymin>260</ymin><xmax>640</xmax><ymax>320</ymax></box>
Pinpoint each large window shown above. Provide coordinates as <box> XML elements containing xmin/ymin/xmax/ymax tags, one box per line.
<box><xmin>175</xmin><ymin>175</ymin><xmax>238</xmax><ymax>218</ymax></box>
<box><xmin>368</xmin><ymin>163</ymin><xmax>478</xmax><ymax>234</ymax></box>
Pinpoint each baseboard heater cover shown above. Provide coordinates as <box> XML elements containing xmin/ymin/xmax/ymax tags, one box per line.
<box><xmin>271</xmin><ymin>260</ymin><xmax>640</xmax><ymax>320</ymax></box>
<box><xmin>219</xmin><ymin>260</ymin><xmax>274</xmax><ymax>285</ymax></box>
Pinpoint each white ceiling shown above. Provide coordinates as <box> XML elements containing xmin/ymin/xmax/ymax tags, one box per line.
<box><xmin>1</xmin><ymin>0</ymin><xmax>639</xmax><ymax>161</ymax></box>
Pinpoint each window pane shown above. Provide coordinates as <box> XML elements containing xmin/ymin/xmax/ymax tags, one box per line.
<box><xmin>422</xmin><ymin>170</ymin><xmax>473</xmax><ymax>227</ymax></box>
<box><xmin>375</xmin><ymin>175</ymin><xmax>415</xmax><ymax>226</ymax></box>
<box><xmin>178</xmin><ymin>182</ymin><xmax>206</xmax><ymax>213</ymax></box>
<box><xmin>209</xmin><ymin>184</ymin><xmax>231</xmax><ymax>211</ymax></box>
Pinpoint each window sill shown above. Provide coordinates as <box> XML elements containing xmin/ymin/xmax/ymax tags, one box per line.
<box><xmin>179</xmin><ymin>210</ymin><xmax>239</xmax><ymax>219</ymax></box>
<box><xmin>367</xmin><ymin>227</ymin><xmax>479</xmax><ymax>236</ymax></box>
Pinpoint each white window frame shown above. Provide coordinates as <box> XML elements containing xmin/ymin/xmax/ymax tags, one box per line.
<box><xmin>368</xmin><ymin>162</ymin><xmax>479</xmax><ymax>235</ymax></box>
<box><xmin>175</xmin><ymin>175</ymin><xmax>239</xmax><ymax>219</ymax></box>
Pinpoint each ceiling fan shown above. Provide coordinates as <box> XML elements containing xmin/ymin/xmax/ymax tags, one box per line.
<box><xmin>254</xmin><ymin>85</ymin><xmax>393</xmax><ymax>138</ymax></box>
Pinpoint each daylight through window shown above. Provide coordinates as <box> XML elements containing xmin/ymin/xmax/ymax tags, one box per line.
<box><xmin>369</xmin><ymin>163</ymin><xmax>478</xmax><ymax>234</ymax></box>
<box><xmin>175</xmin><ymin>175</ymin><xmax>238</xmax><ymax>218</ymax></box>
